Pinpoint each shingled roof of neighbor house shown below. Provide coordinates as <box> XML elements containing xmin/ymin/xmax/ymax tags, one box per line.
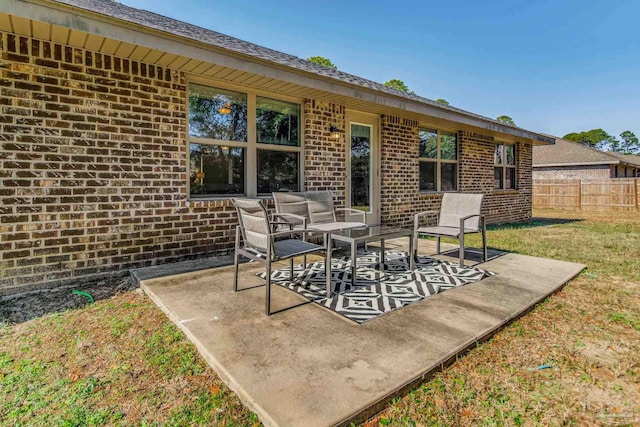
<box><xmin>533</xmin><ymin>138</ymin><xmax>639</xmax><ymax>167</ymax></box>
<box><xmin>605</xmin><ymin>151</ymin><xmax>640</xmax><ymax>167</ymax></box>
<box><xmin>28</xmin><ymin>0</ymin><xmax>552</xmax><ymax>143</ymax></box>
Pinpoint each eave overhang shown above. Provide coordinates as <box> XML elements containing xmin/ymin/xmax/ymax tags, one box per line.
<box><xmin>1</xmin><ymin>0</ymin><xmax>555</xmax><ymax>145</ymax></box>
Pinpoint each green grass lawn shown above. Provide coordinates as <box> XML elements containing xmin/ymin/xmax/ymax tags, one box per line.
<box><xmin>1</xmin><ymin>209</ymin><xmax>638</xmax><ymax>426</ymax></box>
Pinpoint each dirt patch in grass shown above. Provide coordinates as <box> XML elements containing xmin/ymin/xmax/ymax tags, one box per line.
<box><xmin>0</xmin><ymin>274</ymin><xmax>137</xmax><ymax>324</ymax></box>
<box><xmin>0</xmin><ymin>290</ymin><xmax>258</xmax><ymax>426</ymax></box>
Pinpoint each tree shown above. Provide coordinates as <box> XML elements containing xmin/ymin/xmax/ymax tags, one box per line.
<box><xmin>496</xmin><ymin>115</ymin><xmax>516</xmax><ymax>126</ymax></box>
<box><xmin>563</xmin><ymin>129</ymin><xmax>618</xmax><ymax>150</ymax></box>
<box><xmin>383</xmin><ymin>79</ymin><xmax>416</xmax><ymax>95</ymax></box>
<box><xmin>307</xmin><ymin>56</ymin><xmax>337</xmax><ymax>69</ymax></box>
<box><xmin>619</xmin><ymin>131</ymin><xmax>640</xmax><ymax>154</ymax></box>
<box><xmin>435</xmin><ymin>99</ymin><xmax>450</xmax><ymax>106</ymax></box>
<box><xmin>384</xmin><ymin>79</ymin><xmax>409</xmax><ymax>92</ymax></box>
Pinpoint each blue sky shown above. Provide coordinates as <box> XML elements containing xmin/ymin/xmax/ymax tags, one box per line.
<box><xmin>121</xmin><ymin>0</ymin><xmax>639</xmax><ymax>138</ymax></box>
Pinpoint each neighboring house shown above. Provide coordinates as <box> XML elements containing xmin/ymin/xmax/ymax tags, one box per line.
<box><xmin>0</xmin><ymin>0</ymin><xmax>553</xmax><ymax>294</ymax></box>
<box><xmin>605</xmin><ymin>152</ymin><xmax>640</xmax><ymax>178</ymax></box>
<box><xmin>533</xmin><ymin>138</ymin><xmax>640</xmax><ymax>180</ymax></box>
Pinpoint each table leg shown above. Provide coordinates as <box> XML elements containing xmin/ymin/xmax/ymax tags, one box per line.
<box><xmin>409</xmin><ymin>234</ymin><xmax>415</xmax><ymax>270</ymax></box>
<box><xmin>325</xmin><ymin>233</ymin><xmax>332</xmax><ymax>297</ymax></box>
<box><xmin>380</xmin><ymin>239</ymin><xmax>385</xmax><ymax>271</ymax></box>
<box><xmin>350</xmin><ymin>241</ymin><xmax>357</xmax><ymax>287</ymax></box>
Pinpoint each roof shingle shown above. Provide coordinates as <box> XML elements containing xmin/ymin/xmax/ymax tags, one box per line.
<box><xmin>533</xmin><ymin>138</ymin><xmax>640</xmax><ymax>167</ymax></box>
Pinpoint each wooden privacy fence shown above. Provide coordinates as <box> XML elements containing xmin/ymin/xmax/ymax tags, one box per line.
<box><xmin>533</xmin><ymin>179</ymin><xmax>640</xmax><ymax>211</ymax></box>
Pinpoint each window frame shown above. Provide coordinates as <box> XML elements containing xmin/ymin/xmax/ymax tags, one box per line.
<box><xmin>187</xmin><ymin>79</ymin><xmax>304</xmax><ymax>198</ymax></box>
<box><xmin>494</xmin><ymin>143</ymin><xmax>517</xmax><ymax>190</ymax></box>
<box><xmin>418</xmin><ymin>128</ymin><xmax>459</xmax><ymax>193</ymax></box>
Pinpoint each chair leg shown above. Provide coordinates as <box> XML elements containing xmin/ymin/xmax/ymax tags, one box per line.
<box><xmin>325</xmin><ymin>234</ymin><xmax>333</xmax><ymax>297</ymax></box>
<box><xmin>436</xmin><ymin>236</ymin><xmax>441</xmax><ymax>254</ymax></box>
<box><xmin>413</xmin><ymin>233</ymin><xmax>419</xmax><ymax>260</ymax></box>
<box><xmin>265</xmin><ymin>261</ymin><xmax>272</xmax><ymax>316</ymax></box>
<box><xmin>289</xmin><ymin>257</ymin><xmax>294</xmax><ymax>280</ymax></box>
<box><xmin>350</xmin><ymin>241</ymin><xmax>357</xmax><ymax>286</ymax></box>
<box><xmin>233</xmin><ymin>251</ymin><xmax>240</xmax><ymax>292</ymax></box>
<box><xmin>459</xmin><ymin>234</ymin><xmax>465</xmax><ymax>267</ymax></box>
<box><xmin>482</xmin><ymin>224</ymin><xmax>488</xmax><ymax>262</ymax></box>
<box><xmin>233</xmin><ymin>226</ymin><xmax>240</xmax><ymax>292</ymax></box>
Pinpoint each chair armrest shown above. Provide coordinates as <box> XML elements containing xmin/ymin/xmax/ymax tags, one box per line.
<box><xmin>270</xmin><ymin>221</ymin><xmax>294</xmax><ymax>230</ymax></box>
<box><xmin>268</xmin><ymin>229</ymin><xmax>320</xmax><ymax>239</ymax></box>
<box><xmin>459</xmin><ymin>214</ymin><xmax>483</xmax><ymax>232</ymax></box>
<box><xmin>273</xmin><ymin>213</ymin><xmax>308</xmax><ymax>227</ymax></box>
<box><xmin>335</xmin><ymin>208</ymin><xmax>366</xmax><ymax>223</ymax></box>
<box><xmin>414</xmin><ymin>210</ymin><xmax>440</xmax><ymax>230</ymax></box>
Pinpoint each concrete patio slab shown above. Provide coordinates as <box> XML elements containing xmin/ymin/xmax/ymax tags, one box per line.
<box><xmin>140</xmin><ymin>241</ymin><xmax>585</xmax><ymax>427</ymax></box>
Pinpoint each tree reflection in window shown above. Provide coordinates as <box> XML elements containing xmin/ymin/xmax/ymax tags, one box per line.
<box><xmin>257</xmin><ymin>150</ymin><xmax>299</xmax><ymax>194</ymax></box>
<box><xmin>189</xmin><ymin>144</ymin><xmax>244</xmax><ymax>195</ymax></box>
<box><xmin>419</xmin><ymin>129</ymin><xmax>458</xmax><ymax>192</ymax></box>
<box><xmin>419</xmin><ymin>130</ymin><xmax>438</xmax><ymax>158</ymax></box>
<box><xmin>189</xmin><ymin>84</ymin><xmax>247</xmax><ymax>142</ymax></box>
<box><xmin>494</xmin><ymin>143</ymin><xmax>516</xmax><ymax>189</ymax></box>
<box><xmin>256</xmin><ymin>97</ymin><xmax>299</xmax><ymax>147</ymax></box>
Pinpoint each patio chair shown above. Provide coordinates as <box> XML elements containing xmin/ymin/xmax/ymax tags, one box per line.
<box><xmin>272</xmin><ymin>190</ymin><xmax>366</xmax><ymax>233</ymax></box>
<box><xmin>413</xmin><ymin>193</ymin><xmax>487</xmax><ymax>267</ymax></box>
<box><xmin>232</xmin><ymin>198</ymin><xmax>325</xmax><ymax>315</ymax></box>
<box><xmin>272</xmin><ymin>190</ymin><xmax>367</xmax><ymax>261</ymax></box>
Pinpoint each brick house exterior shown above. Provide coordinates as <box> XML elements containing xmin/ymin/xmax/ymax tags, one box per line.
<box><xmin>0</xmin><ymin>0</ymin><xmax>551</xmax><ymax>295</ymax></box>
<box><xmin>533</xmin><ymin>138</ymin><xmax>640</xmax><ymax>180</ymax></box>
<box><xmin>533</xmin><ymin>165</ymin><xmax>612</xmax><ymax>180</ymax></box>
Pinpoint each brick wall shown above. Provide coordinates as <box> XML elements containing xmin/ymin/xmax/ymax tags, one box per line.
<box><xmin>533</xmin><ymin>165</ymin><xmax>611</xmax><ymax>180</ymax></box>
<box><xmin>458</xmin><ymin>132</ymin><xmax>532</xmax><ymax>224</ymax></box>
<box><xmin>303</xmin><ymin>100</ymin><xmax>347</xmax><ymax>207</ymax></box>
<box><xmin>0</xmin><ymin>33</ymin><xmax>238</xmax><ymax>295</ymax></box>
<box><xmin>378</xmin><ymin>123</ymin><xmax>533</xmax><ymax>227</ymax></box>
<box><xmin>458</xmin><ymin>131</ymin><xmax>532</xmax><ymax>223</ymax></box>
<box><xmin>380</xmin><ymin>115</ymin><xmax>418</xmax><ymax>225</ymax></box>
<box><xmin>1</xmin><ymin>32</ymin><xmax>537</xmax><ymax>295</ymax></box>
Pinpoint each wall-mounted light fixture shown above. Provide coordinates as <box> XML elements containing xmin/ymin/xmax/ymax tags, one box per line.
<box><xmin>217</xmin><ymin>102</ymin><xmax>232</xmax><ymax>115</ymax></box>
<box><xmin>329</xmin><ymin>125</ymin><xmax>343</xmax><ymax>140</ymax></box>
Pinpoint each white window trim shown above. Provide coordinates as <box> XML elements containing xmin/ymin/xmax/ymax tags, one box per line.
<box><xmin>418</xmin><ymin>128</ymin><xmax>459</xmax><ymax>192</ymax></box>
<box><xmin>186</xmin><ymin>80</ymin><xmax>304</xmax><ymax>198</ymax></box>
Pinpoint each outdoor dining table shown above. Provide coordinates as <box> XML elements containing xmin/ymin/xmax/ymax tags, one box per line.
<box><xmin>306</xmin><ymin>225</ymin><xmax>415</xmax><ymax>297</ymax></box>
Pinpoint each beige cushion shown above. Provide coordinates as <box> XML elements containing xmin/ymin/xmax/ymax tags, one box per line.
<box><xmin>438</xmin><ymin>193</ymin><xmax>483</xmax><ymax>230</ymax></box>
<box><xmin>417</xmin><ymin>226</ymin><xmax>478</xmax><ymax>238</ymax></box>
<box><xmin>305</xmin><ymin>191</ymin><xmax>337</xmax><ymax>224</ymax></box>
<box><xmin>232</xmin><ymin>198</ymin><xmax>270</xmax><ymax>252</ymax></box>
<box><xmin>272</xmin><ymin>192</ymin><xmax>309</xmax><ymax>225</ymax></box>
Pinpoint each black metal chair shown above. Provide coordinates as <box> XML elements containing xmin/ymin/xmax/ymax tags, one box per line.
<box><xmin>231</xmin><ymin>198</ymin><xmax>325</xmax><ymax>315</ymax></box>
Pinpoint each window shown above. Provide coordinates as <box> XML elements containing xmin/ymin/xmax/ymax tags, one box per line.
<box><xmin>256</xmin><ymin>97</ymin><xmax>300</xmax><ymax>194</ymax></box>
<box><xmin>188</xmin><ymin>83</ymin><xmax>301</xmax><ymax>197</ymax></box>
<box><xmin>419</xmin><ymin>129</ymin><xmax>458</xmax><ymax>192</ymax></box>
<box><xmin>189</xmin><ymin>84</ymin><xmax>247</xmax><ymax>196</ymax></box>
<box><xmin>494</xmin><ymin>143</ymin><xmax>516</xmax><ymax>189</ymax></box>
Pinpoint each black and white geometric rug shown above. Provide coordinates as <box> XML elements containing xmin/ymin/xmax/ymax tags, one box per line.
<box><xmin>257</xmin><ymin>251</ymin><xmax>495</xmax><ymax>323</ymax></box>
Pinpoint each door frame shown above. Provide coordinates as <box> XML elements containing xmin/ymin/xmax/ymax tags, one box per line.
<box><xmin>346</xmin><ymin>110</ymin><xmax>380</xmax><ymax>225</ymax></box>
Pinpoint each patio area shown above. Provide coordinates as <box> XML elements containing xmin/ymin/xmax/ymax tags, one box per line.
<box><xmin>139</xmin><ymin>240</ymin><xmax>585</xmax><ymax>427</ymax></box>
